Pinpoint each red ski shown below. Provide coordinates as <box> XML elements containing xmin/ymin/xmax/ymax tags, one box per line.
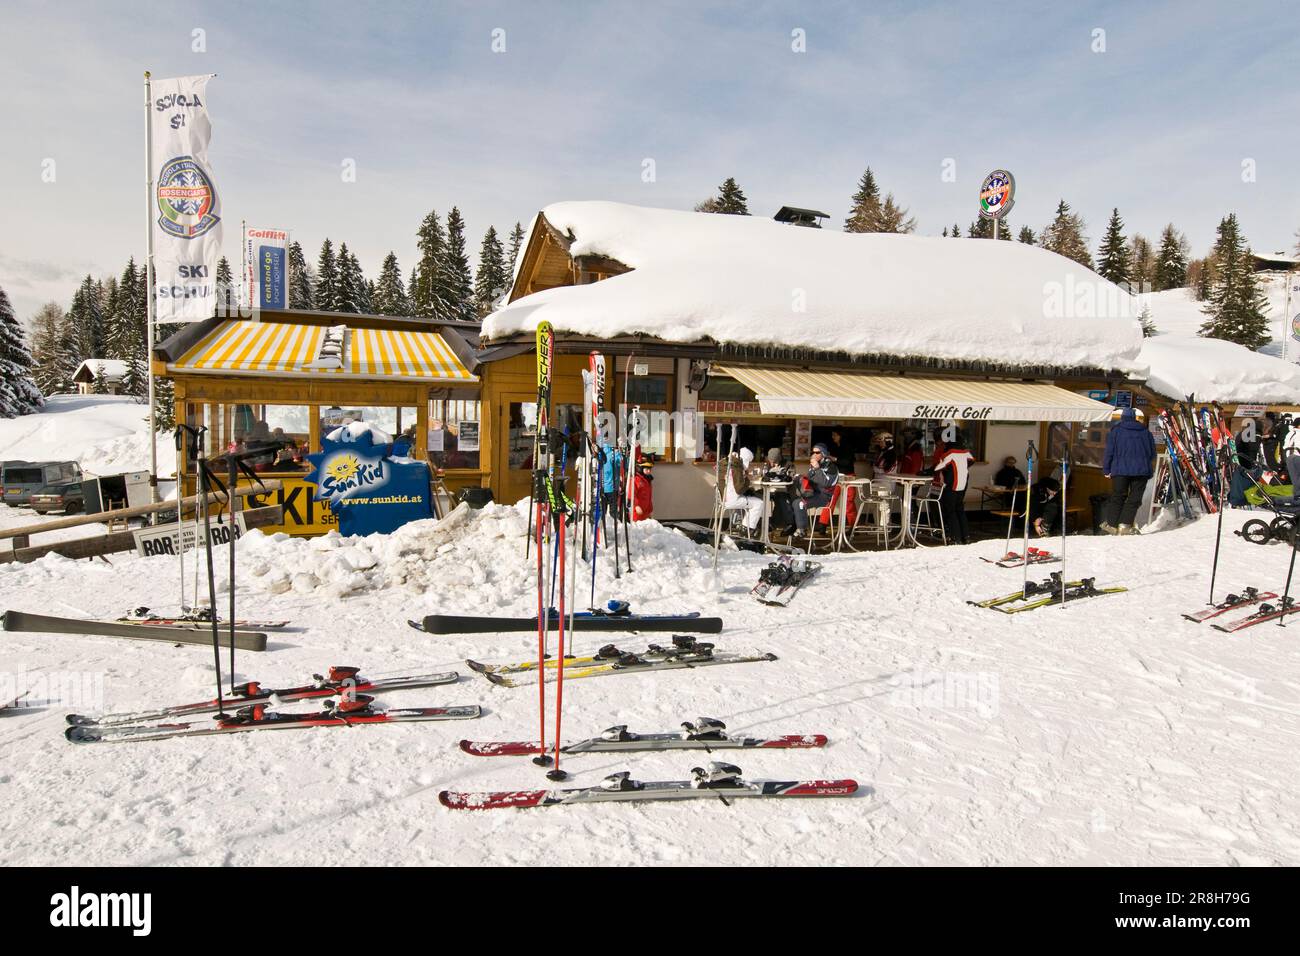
<box><xmin>1211</xmin><ymin>598</ymin><xmax>1300</xmax><ymax>633</ymax></box>
<box><xmin>440</xmin><ymin>763</ymin><xmax>858</xmax><ymax>809</ymax></box>
<box><xmin>1182</xmin><ymin>588</ymin><xmax>1276</xmax><ymax>623</ymax></box>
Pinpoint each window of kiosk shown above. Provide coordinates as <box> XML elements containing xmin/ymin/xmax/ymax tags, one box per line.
<box><xmin>429</xmin><ymin>399</ymin><xmax>482</xmax><ymax>470</ymax></box>
<box><xmin>1047</xmin><ymin>420</ymin><xmax>1110</xmax><ymax>468</ymax></box>
<box><xmin>208</xmin><ymin>404</ymin><xmax>313</xmax><ymax>473</ymax></box>
<box><xmin>613</xmin><ymin>369</ymin><xmax>676</xmax><ymax>462</ymax></box>
<box><xmin>508</xmin><ymin>401</ymin><xmax>583</xmax><ymax>476</ymax></box>
<box><xmin>318</xmin><ymin>406</ymin><xmax>419</xmax><ymax>451</ymax></box>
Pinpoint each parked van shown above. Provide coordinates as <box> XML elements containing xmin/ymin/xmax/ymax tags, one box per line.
<box><xmin>1</xmin><ymin>461</ymin><xmax>83</xmax><ymax>506</ymax></box>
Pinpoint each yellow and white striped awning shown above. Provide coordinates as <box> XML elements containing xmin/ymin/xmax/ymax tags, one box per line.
<box><xmin>714</xmin><ymin>366</ymin><xmax>1114</xmax><ymax>423</ymax></box>
<box><xmin>169</xmin><ymin>321</ymin><xmax>476</xmax><ymax>383</ymax></box>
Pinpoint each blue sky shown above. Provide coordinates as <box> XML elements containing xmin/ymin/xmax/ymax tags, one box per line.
<box><xmin>2</xmin><ymin>0</ymin><xmax>1298</xmax><ymax>321</ymax></box>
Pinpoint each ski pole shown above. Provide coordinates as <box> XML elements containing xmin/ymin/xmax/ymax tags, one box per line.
<box><xmin>1279</xmin><ymin>530</ymin><xmax>1299</xmax><ymax>628</ymax></box>
<box><xmin>1003</xmin><ymin>485</ymin><xmax>1017</xmax><ymax>558</ymax></box>
<box><xmin>1059</xmin><ymin>454</ymin><xmax>1069</xmax><ymax>608</ymax></box>
<box><xmin>590</xmin><ymin>440</ymin><xmax>603</xmax><ymax>609</ymax></box>
<box><xmin>194</xmin><ymin>440</ymin><xmax>226</xmax><ymax>721</ymax></box>
<box><xmin>1022</xmin><ymin>441</ymin><xmax>1036</xmax><ymax>596</ymax></box>
<box><xmin>549</xmin><ymin>428</ymin><xmax>569</xmax><ymax>613</ymax></box>
<box><xmin>549</xmin><ymin>508</ymin><xmax>569</xmax><ymax>781</ymax></box>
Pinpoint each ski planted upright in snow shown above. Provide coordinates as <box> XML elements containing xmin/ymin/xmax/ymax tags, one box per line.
<box><xmin>65</xmin><ymin>665</ymin><xmax>461</xmax><ymax>727</ymax></box>
<box><xmin>460</xmin><ymin>717</ymin><xmax>828</xmax><ymax>756</ymax></box>
<box><xmin>439</xmin><ymin>762</ymin><xmax>857</xmax><ymax>810</ymax></box>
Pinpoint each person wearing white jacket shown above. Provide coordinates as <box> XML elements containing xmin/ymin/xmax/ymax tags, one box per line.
<box><xmin>1283</xmin><ymin>424</ymin><xmax>1300</xmax><ymax>498</ymax></box>
<box><xmin>724</xmin><ymin>447</ymin><xmax>767</xmax><ymax>533</ymax></box>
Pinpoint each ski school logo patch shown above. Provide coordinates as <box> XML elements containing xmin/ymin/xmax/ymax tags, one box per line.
<box><xmin>156</xmin><ymin>155</ymin><xmax>220</xmax><ymax>239</ymax></box>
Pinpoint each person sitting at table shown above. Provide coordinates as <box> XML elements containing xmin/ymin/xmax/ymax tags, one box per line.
<box><xmin>873</xmin><ymin>432</ymin><xmax>899</xmax><ymax>476</ymax></box>
<box><xmin>898</xmin><ymin>429</ymin><xmax>925</xmax><ymax>475</ymax></box>
<box><xmin>723</xmin><ymin>447</ymin><xmax>766</xmax><ymax>534</ymax></box>
<box><xmin>994</xmin><ymin>456</ymin><xmax>1025</xmax><ymax>489</ymax></box>
<box><xmin>1029</xmin><ymin>476</ymin><xmax>1062</xmax><ymax>537</ymax></box>
<box><xmin>792</xmin><ymin>444</ymin><xmax>839</xmax><ymax>538</ymax></box>
<box><xmin>761</xmin><ymin>448</ymin><xmax>796</xmax><ymax>534</ymax></box>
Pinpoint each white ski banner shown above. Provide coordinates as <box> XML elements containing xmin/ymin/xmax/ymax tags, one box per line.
<box><xmin>150</xmin><ymin>74</ymin><xmax>221</xmax><ymax>321</ymax></box>
<box><xmin>243</xmin><ymin>226</ymin><xmax>290</xmax><ymax>312</ymax></box>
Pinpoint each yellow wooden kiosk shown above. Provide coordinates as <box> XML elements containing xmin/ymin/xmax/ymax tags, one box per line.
<box><xmin>156</xmin><ymin>310</ymin><xmax>483</xmax><ymax>535</ymax></box>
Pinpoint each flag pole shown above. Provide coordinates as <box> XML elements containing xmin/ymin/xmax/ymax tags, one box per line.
<box><xmin>144</xmin><ymin>70</ymin><xmax>160</xmax><ymax>509</ymax></box>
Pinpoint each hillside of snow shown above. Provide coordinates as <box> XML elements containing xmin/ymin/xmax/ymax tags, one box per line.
<box><xmin>1</xmin><ymin>502</ymin><xmax>1298</xmax><ymax>866</ymax></box>
<box><xmin>0</xmin><ymin>395</ymin><xmax>174</xmax><ymax>478</ymax></box>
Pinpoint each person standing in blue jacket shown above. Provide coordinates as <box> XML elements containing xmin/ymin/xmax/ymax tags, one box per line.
<box><xmin>1101</xmin><ymin>407</ymin><xmax>1156</xmax><ymax>535</ymax></box>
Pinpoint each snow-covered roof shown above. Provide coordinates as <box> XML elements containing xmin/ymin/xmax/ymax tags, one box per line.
<box><xmin>1139</xmin><ymin>333</ymin><xmax>1300</xmax><ymax>405</ymax></box>
<box><xmin>72</xmin><ymin>359</ymin><xmax>128</xmax><ymax>381</ymax></box>
<box><xmin>485</xmin><ymin>201</ymin><xmax>1147</xmax><ymax>375</ymax></box>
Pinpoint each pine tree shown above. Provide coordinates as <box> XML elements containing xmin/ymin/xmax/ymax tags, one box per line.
<box><xmin>1153</xmin><ymin>224</ymin><xmax>1189</xmax><ymax>291</ymax></box>
<box><xmin>474</xmin><ymin>226</ymin><xmax>509</xmax><ymax>317</ymax></box>
<box><xmin>844</xmin><ymin>169</ymin><xmax>881</xmax><ymax>232</ymax></box>
<box><xmin>92</xmin><ymin>362</ymin><xmax>108</xmax><ymax>395</ymax></box>
<box><xmin>107</xmin><ymin>258</ymin><xmax>144</xmax><ymax>361</ymax></box>
<box><xmin>214</xmin><ymin>256</ymin><xmax>235</xmax><ymax>317</ymax></box>
<box><xmin>372</xmin><ymin>252</ymin><xmax>409</xmax><ymax>315</ymax></box>
<box><xmin>443</xmin><ymin>207</ymin><xmax>475</xmax><ymax>321</ymax></box>
<box><xmin>507</xmin><ymin>221</ymin><xmax>526</xmax><ymax>272</ymax></box>
<box><xmin>363</xmin><ymin>280</ymin><xmax>377</xmax><ymax>315</ymax></box>
<box><xmin>29</xmin><ymin>302</ymin><xmax>68</xmax><ymax>396</ymax></box>
<box><xmin>1138</xmin><ymin>303</ymin><xmax>1158</xmax><ymax>337</ymax></box>
<box><xmin>696</xmin><ymin>177</ymin><xmax>750</xmax><ymax>215</ymax></box>
<box><xmin>411</xmin><ymin>211</ymin><xmax>456</xmax><ymax>319</ymax></box>
<box><xmin>65</xmin><ymin>275</ymin><xmax>106</xmax><ymax>366</ymax></box>
<box><xmin>1039</xmin><ymin>200</ymin><xmax>1093</xmax><ymax>268</ymax></box>
<box><xmin>969</xmin><ymin>218</ymin><xmax>1010</xmax><ymax>239</ymax></box>
<box><xmin>315</xmin><ymin>239</ymin><xmax>340</xmax><ymax>312</ymax></box>
<box><xmin>1200</xmin><ymin>213</ymin><xmax>1269</xmax><ymax>349</ymax></box>
<box><xmin>1128</xmin><ymin>234</ymin><xmax>1154</xmax><ymax>292</ymax></box>
<box><xmin>288</xmin><ymin>241</ymin><xmax>314</xmax><ymax>310</ymax></box>
<box><xmin>876</xmin><ymin>194</ymin><xmax>916</xmax><ymax>234</ymax></box>
<box><xmin>1096</xmin><ymin>209</ymin><xmax>1131</xmax><ymax>286</ymax></box>
<box><xmin>0</xmin><ymin>286</ymin><xmax>44</xmax><ymax>417</ymax></box>
<box><xmin>951</xmin><ymin>223</ymin><xmax>961</xmax><ymax>239</ymax></box>
<box><xmin>1018</xmin><ymin>226</ymin><xmax>1036</xmax><ymax>244</ymax></box>
<box><xmin>335</xmin><ymin>243</ymin><xmax>361</xmax><ymax>314</ymax></box>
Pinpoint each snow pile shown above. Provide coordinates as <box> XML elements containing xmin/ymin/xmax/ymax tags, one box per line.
<box><xmin>1139</xmin><ymin>333</ymin><xmax>1300</xmax><ymax>404</ymax></box>
<box><xmin>235</xmin><ymin>501</ymin><xmax>721</xmax><ymax>605</ymax></box>
<box><xmin>1139</xmin><ymin>277</ymin><xmax>1293</xmax><ymax>346</ymax></box>
<box><xmin>0</xmin><ymin>395</ymin><xmax>173</xmax><ymax>477</ymax></box>
<box><xmin>485</xmin><ymin>201</ymin><xmax>1147</xmax><ymax>374</ymax></box>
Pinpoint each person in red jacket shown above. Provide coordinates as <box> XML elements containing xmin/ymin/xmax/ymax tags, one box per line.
<box><xmin>631</xmin><ymin>458</ymin><xmax>653</xmax><ymax>521</ymax></box>
<box><xmin>898</xmin><ymin>428</ymin><xmax>925</xmax><ymax>475</ymax></box>
<box><xmin>933</xmin><ymin>430</ymin><xmax>974</xmax><ymax>545</ymax></box>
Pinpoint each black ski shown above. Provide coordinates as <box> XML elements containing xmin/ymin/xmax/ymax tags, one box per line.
<box><xmin>415</xmin><ymin>612</ymin><xmax>723</xmax><ymax>635</ymax></box>
<box><xmin>2</xmin><ymin>609</ymin><xmax>268</xmax><ymax>651</ymax></box>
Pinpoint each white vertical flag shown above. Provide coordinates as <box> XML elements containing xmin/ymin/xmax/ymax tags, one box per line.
<box><xmin>150</xmin><ymin>74</ymin><xmax>221</xmax><ymax>321</ymax></box>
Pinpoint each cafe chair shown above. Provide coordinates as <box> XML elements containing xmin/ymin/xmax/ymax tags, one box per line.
<box><xmin>911</xmin><ymin>481</ymin><xmax>947</xmax><ymax>545</ymax></box>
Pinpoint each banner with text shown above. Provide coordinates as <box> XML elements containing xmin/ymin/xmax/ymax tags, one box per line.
<box><xmin>150</xmin><ymin>74</ymin><xmax>221</xmax><ymax>321</ymax></box>
<box><xmin>244</xmin><ymin>226</ymin><xmax>289</xmax><ymax>311</ymax></box>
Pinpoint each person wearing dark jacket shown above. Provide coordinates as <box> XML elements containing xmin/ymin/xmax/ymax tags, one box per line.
<box><xmin>792</xmin><ymin>444</ymin><xmax>839</xmax><ymax>536</ymax></box>
<box><xmin>993</xmin><ymin>456</ymin><xmax>1026</xmax><ymax>490</ymax></box>
<box><xmin>1029</xmin><ymin>477</ymin><xmax>1062</xmax><ymax>536</ymax></box>
<box><xmin>1229</xmin><ymin>419</ymin><xmax>1263</xmax><ymax>507</ymax></box>
<box><xmin>1101</xmin><ymin>407</ymin><xmax>1156</xmax><ymax>534</ymax></box>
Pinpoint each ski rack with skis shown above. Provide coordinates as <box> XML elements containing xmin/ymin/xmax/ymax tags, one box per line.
<box><xmin>439</xmin><ymin>762</ymin><xmax>858</xmax><ymax>809</ymax></box>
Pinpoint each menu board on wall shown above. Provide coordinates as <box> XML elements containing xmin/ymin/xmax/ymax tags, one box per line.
<box><xmin>794</xmin><ymin>419</ymin><xmax>812</xmax><ymax>459</ymax></box>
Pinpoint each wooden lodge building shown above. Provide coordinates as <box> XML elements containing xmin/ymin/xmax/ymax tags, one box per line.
<box><xmin>158</xmin><ymin>201</ymin><xmax>1300</xmax><ymax>536</ymax></box>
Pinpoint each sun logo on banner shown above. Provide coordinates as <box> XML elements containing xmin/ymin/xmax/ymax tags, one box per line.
<box><xmin>156</xmin><ymin>155</ymin><xmax>220</xmax><ymax>239</ymax></box>
<box><xmin>326</xmin><ymin>455</ymin><xmax>361</xmax><ymax>485</ymax></box>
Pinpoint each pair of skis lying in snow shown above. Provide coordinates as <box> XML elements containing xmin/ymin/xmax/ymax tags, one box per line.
<box><xmin>466</xmin><ymin>635</ymin><xmax>776</xmax><ymax>687</ymax></box>
<box><xmin>446</xmin><ymin>718</ymin><xmax>851</xmax><ymax>810</ymax></box>
<box><xmin>968</xmin><ymin>572</ymin><xmax>1128</xmax><ymax>613</ymax></box>
<box><xmin>64</xmin><ymin>666</ymin><xmax>476</xmax><ymax>743</ymax></box>
<box><xmin>979</xmin><ymin>547</ymin><xmax>1059</xmax><ymax>569</ymax></box>
<box><xmin>1181</xmin><ymin>587</ymin><xmax>1300</xmax><ymax>632</ymax></box>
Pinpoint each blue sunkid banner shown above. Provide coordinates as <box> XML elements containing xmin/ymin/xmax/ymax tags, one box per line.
<box><xmin>305</xmin><ymin>426</ymin><xmax>431</xmax><ymax>536</ymax></box>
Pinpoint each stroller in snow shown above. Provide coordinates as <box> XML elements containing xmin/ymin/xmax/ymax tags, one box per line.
<box><xmin>1238</xmin><ymin>480</ymin><xmax>1300</xmax><ymax>545</ymax></box>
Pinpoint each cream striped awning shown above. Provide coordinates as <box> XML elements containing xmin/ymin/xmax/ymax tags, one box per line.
<box><xmin>169</xmin><ymin>321</ymin><xmax>476</xmax><ymax>383</ymax></box>
<box><xmin>714</xmin><ymin>366</ymin><xmax>1114</xmax><ymax>423</ymax></box>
